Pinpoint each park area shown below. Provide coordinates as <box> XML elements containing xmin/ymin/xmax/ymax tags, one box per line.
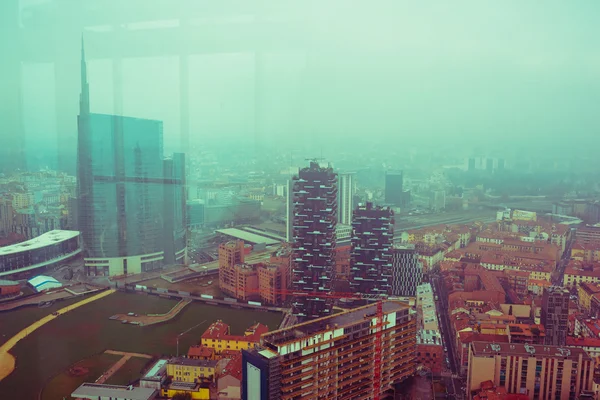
<box><xmin>0</xmin><ymin>291</ymin><xmax>282</xmax><ymax>399</ymax></box>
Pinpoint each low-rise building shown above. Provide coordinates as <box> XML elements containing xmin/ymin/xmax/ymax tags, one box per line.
<box><xmin>166</xmin><ymin>357</ymin><xmax>218</xmax><ymax>383</ymax></box>
<box><xmin>140</xmin><ymin>359</ymin><xmax>167</xmax><ymax>391</ymax></box>
<box><xmin>578</xmin><ymin>282</ymin><xmax>600</xmax><ymax>314</ymax></box>
<box><xmin>200</xmin><ymin>321</ymin><xmax>268</xmax><ymax>357</ymax></box>
<box><xmin>417</xmin><ymin>330</ymin><xmax>443</xmax><ymax>376</ymax></box>
<box><xmin>72</xmin><ymin>383</ymin><xmax>158</xmax><ymax>400</ymax></box>
<box><xmin>563</xmin><ymin>260</ymin><xmax>600</xmax><ymax>287</ymax></box>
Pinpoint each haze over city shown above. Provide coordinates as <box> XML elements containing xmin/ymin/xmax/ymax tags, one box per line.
<box><xmin>1</xmin><ymin>1</ymin><xmax>600</xmax><ymax>400</ymax></box>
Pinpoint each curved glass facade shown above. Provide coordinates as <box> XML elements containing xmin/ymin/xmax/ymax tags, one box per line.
<box><xmin>0</xmin><ymin>230</ymin><xmax>81</xmax><ymax>277</ymax></box>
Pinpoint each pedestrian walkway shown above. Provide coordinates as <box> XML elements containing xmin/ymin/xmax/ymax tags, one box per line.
<box><xmin>0</xmin><ymin>289</ymin><xmax>116</xmax><ymax>382</ymax></box>
<box><xmin>104</xmin><ymin>350</ymin><xmax>152</xmax><ymax>359</ymax></box>
<box><xmin>95</xmin><ymin>350</ymin><xmax>152</xmax><ymax>384</ymax></box>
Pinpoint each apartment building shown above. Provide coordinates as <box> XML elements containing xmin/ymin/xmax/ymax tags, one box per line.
<box><xmin>241</xmin><ymin>301</ymin><xmax>416</xmax><ymax>400</ymax></box>
<box><xmin>467</xmin><ymin>342</ymin><xmax>595</xmax><ymax>399</ymax></box>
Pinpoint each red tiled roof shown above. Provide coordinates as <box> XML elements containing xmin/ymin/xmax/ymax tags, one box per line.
<box><xmin>201</xmin><ymin>321</ymin><xmax>269</xmax><ymax>343</ymax></box>
<box><xmin>565</xmin><ymin>260</ymin><xmax>600</xmax><ymax>278</ymax></box>
<box><xmin>458</xmin><ymin>332</ymin><xmax>509</xmax><ymax>344</ymax></box>
<box><xmin>221</xmin><ymin>352</ymin><xmax>243</xmax><ymax>381</ymax></box>
<box><xmin>566</xmin><ymin>336</ymin><xmax>600</xmax><ymax>348</ymax></box>
<box><xmin>187</xmin><ymin>345</ymin><xmax>214</xmax><ymax>358</ymax></box>
<box><xmin>202</xmin><ymin>321</ymin><xmax>230</xmax><ymax>340</ymax></box>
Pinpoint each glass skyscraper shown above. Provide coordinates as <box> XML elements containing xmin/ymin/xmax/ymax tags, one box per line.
<box><xmin>77</xmin><ymin>40</ymin><xmax>185</xmax><ymax>276</ymax></box>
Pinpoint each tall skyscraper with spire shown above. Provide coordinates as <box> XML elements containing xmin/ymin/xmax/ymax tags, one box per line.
<box><xmin>77</xmin><ymin>39</ymin><xmax>186</xmax><ymax>277</ymax></box>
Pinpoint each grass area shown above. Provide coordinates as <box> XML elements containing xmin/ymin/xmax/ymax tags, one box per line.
<box><xmin>105</xmin><ymin>356</ymin><xmax>152</xmax><ymax>386</ymax></box>
<box><xmin>0</xmin><ymin>296</ymin><xmax>84</xmax><ymax>346</ymax></box>
<box><xmin>0</xmin><ymin>291</ymin><xmax>282</xmax><ymax>399</ymax></box>
<box><xmin>41</xmin><ymin>353</ymin><xmax>122</xmax><ymax>400</ymax></box>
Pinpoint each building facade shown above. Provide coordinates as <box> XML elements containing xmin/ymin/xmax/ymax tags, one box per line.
<box><xmin>77</xmin><ymin>41</ymin><xmax>185</xmax><ymax>277</ymax></box>
<box><xmin>242</xmin><ymin>301</ymin><xmax>416</xmax><ymax>400</ymax></box>
<box><xmin>349</xmin><ymin>202</ymin><xmax>394</xmax><ymax>295</ymax></box>
<box><xmin>384</xmin><ymin>171</ymin><xmax>403</xmax><ymax>207</ymax></box>
<box><xmin>162</xmin><ymin>153</ymin><xmax>187</xmax><ymax>265</ymax></box>
<box><xmin>0</xmin><ymin>230</ymin><xmax>81</xmax><ymax>277</ymax></box>
<box><xmin>391</xmin><ymin>244</ymin><xmax>423</xmax><ymax>297</ymax></box>
<box><xmin>291</xmin><ymin>161</ymin><xmax>337</xmax><ymax>320</ymax></box>
<box><xmin>466</xmin><ymin>341</ymin><xmax>595</xmax><ymax>399</ymax></box>
<box><xmin>337</xmin><ymin>172</ymin><xmax>356</xmax><ymax>225</ymax></box>
<box><xmin>541</xmin><ymin>286</ymin><xmax>570</xmax><ymax>346</ymax></box>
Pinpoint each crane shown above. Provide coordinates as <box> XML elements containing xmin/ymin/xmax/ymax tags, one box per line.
<box><xmin>248</xmin><ymin>288</ymin><xmax>388</xmax><ymax>400</ymax></box>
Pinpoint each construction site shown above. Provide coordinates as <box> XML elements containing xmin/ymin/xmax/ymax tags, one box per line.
<box><xmin>243</xmin><ymin>300</ymin><xmax>417</xmax><ymax>400</ymax></box>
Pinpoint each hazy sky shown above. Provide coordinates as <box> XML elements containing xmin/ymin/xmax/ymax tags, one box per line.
<box><xmin>11</xmin><ymin>0</ymin><xmax>600</xmax><ymax>157</ymax></box>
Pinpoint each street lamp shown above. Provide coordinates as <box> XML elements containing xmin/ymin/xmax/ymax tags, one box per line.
<box><xmin>176</xmin><ymin>320</ymin><xmax>206</xmax><ymax>357</ymax></box>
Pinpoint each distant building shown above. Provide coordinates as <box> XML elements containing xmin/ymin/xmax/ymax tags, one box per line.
<box><xmin>337</xmin><ymin>172</ymin><xmax>356</xmax><ymax>225</ymax></box>
<box><xmin>541</xmin><ymin>286</ymin><xmax>570</xmax><ymax>346</ymax></box>
<box><xmin>391</xmin><ymin>244</ymin><xmax>422</xmax><ymax>297</ymax></box>
<box><xmin>162</xmin><ymin>153</ymin><xmax>187</xmax><ymax>265</ymax></box>
<box><xmin>291</xmin><ymin>161</ymin><xmax>337</xmax><ymax>320</ymax></box>
<box><xmin>429</xmin><ymin>190</ymin><xmax>446</xmax><ymax>211</ymax></box>
<box><xmin>468</xmin><ymin>158</ymin><xmax>476</xmax><ymax>171</ymax></box>
<box><xmin>242</xmin><ymin>301</ymin><xmax>416</xmax><ymax>400</ymax></box>
<box><xmin>285</xmin><ymin>179</ymin><xmax>293</xmax><ymax>243</ymax></box>
<box><xmin>349</xmin><ymin>202</ymin><xmax>394</xmax><ymax>295</ymax></box>
<box><xmin>497</xmin><ymin>158</ymin><xmax>505</xmax><ymax>171</ymax></box>
<box><xmin>185</xmin><ymin>199</ymin><xmax>204</xmax><ymax>229</ymax></box>
<box><xmin>576</xmin><ymin>225</ymin><xmax>600</xmax><ymax>245</ymax></box>
<box><xmin>385</xmin><ymin>170</ymin><xmax>403</xmax><ymax>206</ymax></box>
<box><xmin>466</xmin><ymin>341</ymin><xmax>595</xmax><ymax>399</ymax></box>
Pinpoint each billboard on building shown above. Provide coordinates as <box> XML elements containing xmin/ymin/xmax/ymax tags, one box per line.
<box><xmin>512</xmin><ymin>210</ymin><xmax>537</xmax><ymax>221</ymax></box>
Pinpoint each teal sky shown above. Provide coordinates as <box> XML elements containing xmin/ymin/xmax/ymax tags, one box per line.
<box><xmin>14</xmin><ymin>0</ymin><xmax>600</xmax><ymax>154</ymax></box>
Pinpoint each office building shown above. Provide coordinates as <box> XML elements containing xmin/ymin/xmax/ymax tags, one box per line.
<box><xmin>391</xmin><ymin>244</ymin><xmax>422</xmax><ymax>296</ymax></box>
<box><xmin>0</xmin><ymin>230</ymin><xmax>81</xmax><ymax>278</ymax></box>
<box><xmin>291</xmin><ymin>161</ymin><xmax>337</xmax><ymax>320</ymax></box>
<box><xmin>349</xmin><ymin>202</ymin><xmax>394</xmax><ymax>295</ymax></box>
<box><xmin>384</xmin><ymin>171</ymin><xmax>403</xmax><ymax>206</ymax></box>
<box><xmin>466</xmin><ymin>342</ymin><xmax>595</xmax><ymax>399</ymax></box>
<box><xmin>541</xmin><ymin>286</ymin><xmax>569</xmax><ymax>346</ymax></box>
<box><xmin>242</xmin><ymin>301</ymin><xmax>416</xmax><ymax>400</ymax></box>
<box><xmin>77</xmin><ymin>40</ymin><xmax>185</xmax><ymax>276</ymax></box>
<box><xmin>337</xmin><ymin>172</ymin><xmax>356</xmax><ymax>225</ymax></box>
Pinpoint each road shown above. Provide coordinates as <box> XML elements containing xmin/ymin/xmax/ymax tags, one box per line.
<box><xmin>430</xmin><ymin>273</ymin><xmax>465</xmax><ymax>400</ymax></box>
<box><xmin>552</xmin><ymin>232</ymin><xmax>575</xmax><ymax>286</ymax></box>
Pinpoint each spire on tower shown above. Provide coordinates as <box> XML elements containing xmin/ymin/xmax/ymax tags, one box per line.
<box><xmin>80</xmin><ymin>34</ymin><xmax>90</xmax><ymax>115</ymax></box>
